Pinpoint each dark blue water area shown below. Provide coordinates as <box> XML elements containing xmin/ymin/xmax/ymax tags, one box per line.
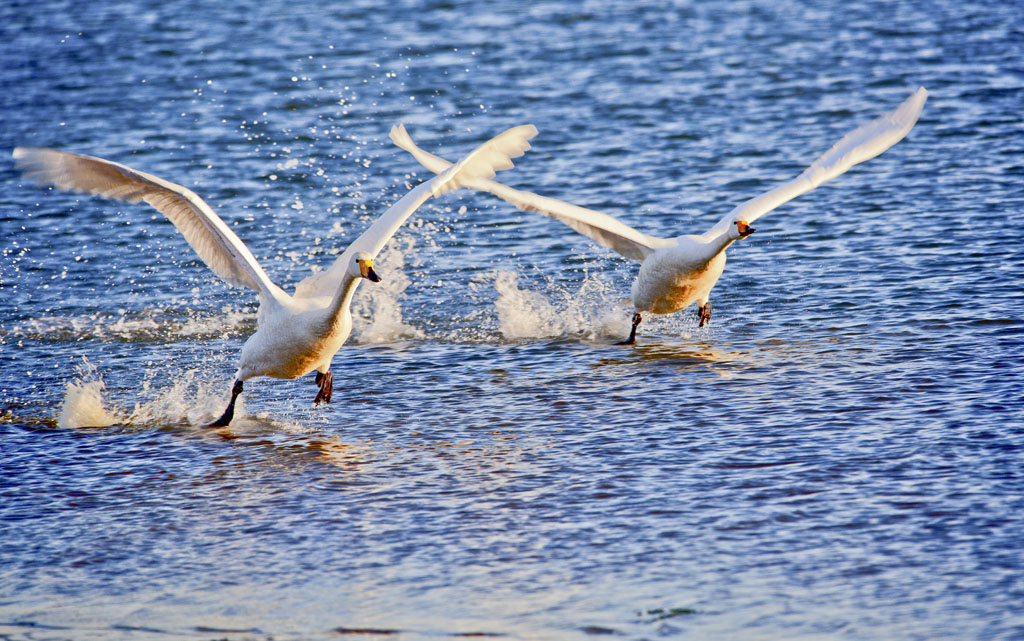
<box><xmin>2</xmin><ymin>1</ymin><xmax>1023</xmax><ymax>639</ymax></box>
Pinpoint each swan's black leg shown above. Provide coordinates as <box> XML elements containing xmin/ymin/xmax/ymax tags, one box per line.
<box><xmin>616</xmin><ymin>311</ymin><xmax>642</xmax><ymax>345</ymax></box>
<box><xmin>314</xmin><ymin>371</ymin><xmax>333</xmax><ymax>405</ymax></box>
<box><xmin>698</xmin><ymin>302</ymin><xmax>712</xmax><ymax>328</ymax></box>
<box><xmin>209</xmin><ymin>379</ymin><xmax>243</xmax><ymax>427</ymax></box>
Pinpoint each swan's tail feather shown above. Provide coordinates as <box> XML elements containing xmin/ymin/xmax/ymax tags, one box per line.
<box><xmin>428</xmin><ymin>125</ymin><xmax>538</xmax><ymax>197</ymax></box>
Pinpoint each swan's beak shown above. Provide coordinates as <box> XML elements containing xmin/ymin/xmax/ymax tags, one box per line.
<box><xmin>359</xmin><ymin>259</ymin><xmax>382</xmax><ymax>282</ymax></box>
<box><xmin>735</xmin><ymin>221</ymin><xmax>755</xmax><ymax>238</ymax></box>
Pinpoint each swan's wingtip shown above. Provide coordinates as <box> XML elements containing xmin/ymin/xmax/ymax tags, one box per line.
<box><xmin>389</xmin><ymin>123</ymin><xmax>414</xmax><ymax>148</ymax></box>
<box><xmin>12</xmin><ymin>146</ymin><xmax>28</xmax><ymax>159</ymax></box>
<box><xmin>890</xmin><ymin>86</ymin><xmax>928</xmax><ymax>130</ymax></box>
<box><xmin>512</xmin><ymin>124</ymin><xmax>540</xmax><ymax>143</ymax></box>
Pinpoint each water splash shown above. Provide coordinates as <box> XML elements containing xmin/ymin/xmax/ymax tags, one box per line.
<box><xmin>55</xmin><ymin>355</ymin><xmax>239</xmax><ymax>428</ymax></box>
<box><xmin>57</xmin><ymin>357</ymin><xmax>124</xmax><ymax>428</ymax></box>
<box><xmin>130</xmin><ymin>368</ymin><xmax>236</xmax><ymax>427</ymax></box>
<box><xmin>492</xmin><ymin>269</ymin><xmax>631</xmax><ymax>341</ymax></box>
<box><xmin>493</xmin><ymin>271</ymin><xmax>560</xmax><ymax>339</ymax></box>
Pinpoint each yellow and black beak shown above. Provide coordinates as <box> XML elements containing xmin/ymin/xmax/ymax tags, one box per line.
<box><xmin>359</xmin><ymin>259</ymin><xmax>381</xmax><ymax>282</ymax></box>
<box><xmin>735</xmin><ymin>220</ymin><xmax>756</xmax><ymax>238</ymax></box>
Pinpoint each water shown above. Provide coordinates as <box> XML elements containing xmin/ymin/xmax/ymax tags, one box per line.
<box><xmin>2</xmin><ymin>0</ymin><xmax>1022</xmax><ymax>639</ymax></box>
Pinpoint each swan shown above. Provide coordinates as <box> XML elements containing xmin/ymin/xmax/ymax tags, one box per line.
<box><xmin>13</xmin><ymin>124</ymin><xmax>538</xmax><ymax>425</ymax></box>
<box><xmin>391</xmin><ymin>87</ymin><xmax>927</xmax><ymax>344</ymax></box>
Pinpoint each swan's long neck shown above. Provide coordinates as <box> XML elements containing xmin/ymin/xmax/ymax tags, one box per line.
<box><xmin>327</xmin><ymin>273</ymin><xmax>362</xmax><ymax>325</ymax></box>
<box><xmin>701</xmin><ymin>225</ymin><xmax>739</xmax><ymax>260</ymax></box>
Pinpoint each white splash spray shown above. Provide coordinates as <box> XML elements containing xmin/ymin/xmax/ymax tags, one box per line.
<box><xmin>56</xmin><ymin>354</ymin><xmax>242</xmax><ymax>428</ymax></box>
<box><xmin>58</xmin><ymin>357</ymin><xmax>124</xmax><ymax>428</ymax></box>
<box><xmin>492</xmin><ymin>269</ymin><xmax>632</xmax><ymax>341</ymax></box>
<box><xmin>493</xmin><ymin>271</ymin><xmax>560</xmax><ymax>339</ymax></box>
<box><xmin>130</xmin><ymin>368</ymin><xmax>236</xmax><ymax>426</ymax></box>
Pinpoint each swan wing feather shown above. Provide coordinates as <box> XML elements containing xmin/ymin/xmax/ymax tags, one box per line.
<box><xmin>12</xmin><ymin>147</ymin><xmax>284</xmax><ymax>300</ymax></box>
<box><xmin>390</xmin><ymin>124</ymin><xmax>669</xmax><ymax>262</ymax></box>
<box><xmin>294</xmin><ymin>124</ymin><xmax>539</xmax><ymax>299</ymax></box>
<box><xmin>707</xmin><ymin>86</ymin><xmax>927</xmax><ymax>235</ymax></box>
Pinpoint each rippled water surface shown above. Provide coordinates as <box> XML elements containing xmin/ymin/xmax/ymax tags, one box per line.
<box><xmin>2</xmin><ymin>1</ymin><xmax>1023</xmax><ymax>639</ymax></box>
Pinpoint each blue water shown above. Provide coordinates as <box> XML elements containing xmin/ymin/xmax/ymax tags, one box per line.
<box><xmin>2</xmin><ymin>1</ymin><xmax>1023</xmax><ymax>639</ymax></box>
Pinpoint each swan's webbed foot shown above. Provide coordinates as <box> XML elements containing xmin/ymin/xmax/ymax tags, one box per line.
<box><xmin>209</xmin><ymin>379</ymin><xmax>243</xmax><ymax>427</ymax></box>
<box><xmin>698</xmin><ymin>302</ymin><xmax>712</xmax><ymax>328</ymax></box>
<box><xmin>615</xmin><ymin>311</ymin><xmax>643</xmax><ymax>345</ymax></box>
<box><xmin>314</xmin><ymin>371</ymin><xmax>333</xmax><ymax>405</ymax></box>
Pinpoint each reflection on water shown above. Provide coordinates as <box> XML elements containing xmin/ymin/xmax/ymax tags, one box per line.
<box><xmin>588</xmin><ymin>335</ymin><xmax>838</xmax><ymax>385</ymax></box>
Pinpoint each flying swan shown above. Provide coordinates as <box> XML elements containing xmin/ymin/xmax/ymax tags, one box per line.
<box><xmin>391</xmin><ymin>87</ymin><xmax>927</xmax><ymax>344</ymax></box>
<box><xmin>13</xmin><ymin>124</ymin><xmax>538</xmax><ymax>425</ymax></box>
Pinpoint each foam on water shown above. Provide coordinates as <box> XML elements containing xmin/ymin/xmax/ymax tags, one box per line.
<box><xmin>4</xmin><ymin>307</ymin><xmax>254</xmax><ymax>343</ymax></box>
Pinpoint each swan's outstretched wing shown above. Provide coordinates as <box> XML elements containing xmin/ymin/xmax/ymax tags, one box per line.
<box><xmin>293</xmin><ymin>125</ymin><xmax>539</xmax><ymax>299</ymax></box>
<box><xmin>390</xmin><ymin>124</ymin><xmax>672</xmax><ymax>263</ymax></box>
<box><xmin>13</xmin><ymin>147</ymin><xmax>286</xmax><ymax>302</ymax></box>
<box><xmin>706</xmin><ymin>87</ymin><xmax>927</xmax><ymax>236</ymax></box>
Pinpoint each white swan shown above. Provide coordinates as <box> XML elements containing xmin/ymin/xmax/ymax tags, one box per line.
<box><xmin>13</xmin><ymin>124</ymin><xmax>538</xmax><ymax>424</ymax></box>
<box><xmin>392</xmin><ymin>87</ymin><xmax>927</xmax><ymax>344</ymax></box>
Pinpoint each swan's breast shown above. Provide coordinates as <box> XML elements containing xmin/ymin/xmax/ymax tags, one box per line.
<box><xmin>632</xmin><ymin>244</ymin><xmax>727</xmax><ymax>315</ymax></box>
<box><xmin>237</xmin><ymin>307</ymin><xmax>352</xmax><ymax>380</ymax></box>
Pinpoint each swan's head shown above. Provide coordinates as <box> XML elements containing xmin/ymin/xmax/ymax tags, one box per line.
<box><xmin>351</xmin><ymin>251</ymin><xmax>381</xmax><ymax>282</ymax></box>
<box><xmin>734</xmin><ymin>220</ymin><xmax>756</xmax><ymax>239</ymax></box>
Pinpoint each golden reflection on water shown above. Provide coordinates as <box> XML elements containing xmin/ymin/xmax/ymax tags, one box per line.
<box><xmin>209</xmin><ymin>415</ymin><xmax>552</xmax><ymax>480</ymax></box>
<box><xmin>586</xmin><ymin>334</ymin><xmax>841</xmax><ymax>381</ymax></box>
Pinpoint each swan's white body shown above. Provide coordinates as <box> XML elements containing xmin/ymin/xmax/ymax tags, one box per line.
<box><xmin>392</xmin><ymin>87</ymin><xmax>927</xmax><ymax>341</ymax></box>
<box><xmin>13</xmin><ymin>123</ymin><xmax>538</xmax><ymax>420</ymax></box>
